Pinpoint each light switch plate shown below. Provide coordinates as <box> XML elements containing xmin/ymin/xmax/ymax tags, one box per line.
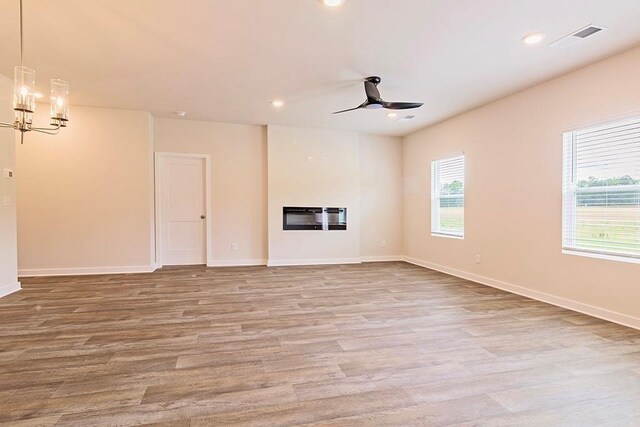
<box><xmin>3</xmin><ymin>169</ymin><xmax>13</xmax><ymax>179</ymax></box>
<box><xmin>3</xmin><ymin>196</ymin><xmax>10</xmax><ymax>207</ymax></box>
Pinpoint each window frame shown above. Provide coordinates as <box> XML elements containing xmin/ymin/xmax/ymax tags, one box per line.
<box><xmin>561</xmin><ymin>116</ymin><xmax>640</xmax><ymax>264</ymax></box>
<box><xmin>431</xmin><ymin>155</ymin><xmax>465</xmax><ymax>239</ymax></box>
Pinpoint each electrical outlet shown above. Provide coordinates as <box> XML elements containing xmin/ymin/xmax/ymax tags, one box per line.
<box><xmin>231</xmin><ymin>243</ymin><xmax>238</xmax><ymax>251</ymax></box>
<box><xmin>381</xmin><ymin>240</ymin><xmax>387</xmax><ymax>248</ymax></box>
<box><xmin>475</xmin><ymin>254</ymin><xmax>481</xmax><ymax>264</ymax></box>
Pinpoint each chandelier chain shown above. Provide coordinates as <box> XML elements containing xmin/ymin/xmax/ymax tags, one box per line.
<box><xmin>19</xmin><ymin>0</ymin><xmax>23</xmax><ymax>68</ymax></box>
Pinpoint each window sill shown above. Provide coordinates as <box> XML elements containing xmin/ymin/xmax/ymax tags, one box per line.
<box><xmin>431</xmin><ymin>233</ymin><xmax>464</xmax><ymax>240</ymax></box>
<box><xmin>562</xmin><ymin>249</ymin><xmax>640</xmax><ymax>265</ymax></box>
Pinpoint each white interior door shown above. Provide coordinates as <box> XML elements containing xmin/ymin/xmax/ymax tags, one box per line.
<box><xmin>159</xmin><ymin>155</ymin><xmax>206</xmax><ymax>265</ymax></box>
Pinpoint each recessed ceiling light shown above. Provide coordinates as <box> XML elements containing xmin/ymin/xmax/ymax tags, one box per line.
<box><xmin>522</xmin><ymin>32</ymin><xmax>546</xmax><ymax>45</ymax></box>
<box><xmin>174</xmin><ymin>111</ymin><xmax>186</xmax><ymax>117</ymax></box>
<box><xmin>322</xmin><ymin>0</ymin><xmax>345</xmax><ymax>7</ymax></box>
<box><xmin>387</xmin><ymin>112</ymin><xmax>398</xmax><ymax>118</ymax></box>
<box><xmin>272</xmin><ymin>100</ymin><xmax>284</xmax><ymax>108</ymax></box>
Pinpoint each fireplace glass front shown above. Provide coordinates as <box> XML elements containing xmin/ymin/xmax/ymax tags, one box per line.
<box><xmin>282</xmin><ymin>207</ymin><xmax>324</xmax><ymax>230</ymax></box>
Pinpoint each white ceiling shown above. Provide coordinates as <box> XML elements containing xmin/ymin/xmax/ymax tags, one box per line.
<box><xmin>0</xmin><ymin>0</ymin><xmax>639</xmax><ymax>136</ymax></box>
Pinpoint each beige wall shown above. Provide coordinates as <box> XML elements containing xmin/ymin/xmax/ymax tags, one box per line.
<box><xmin>403</xmin><ymin>46</ymin><xmax>640</xmax><ymax>325</ymax></box>
<box><xmin>360</xmin><ymin>134</ymin><xmax>403</xmax><ymax>260</ymax></box>
<box><xmin>15</xmin><ymin>113</ymin><xmax>400</xmax><ymax>275</ymax></box>
<box><xmin>154</xmin><ymin>118</ymin><xmax>267</xmax><ymax>265</ymax></box>
<box><xmin>0</xmin><ymin>75</ymin><xmax>19</xmax><ymax>295</ymax></box>
<box><xmin>17</xmin><ymin>106</ymin><xmax>155</xmax><ymax>275</ymax></box>
<box><xmin>156</xmin><ymin>122</ymin><xmax>402</xmax><ymax>266</ymax></box>
<box><xmin>267</xmin><ymin>125</ymin><xmax>361</xmax><ymax>264</ymax></box>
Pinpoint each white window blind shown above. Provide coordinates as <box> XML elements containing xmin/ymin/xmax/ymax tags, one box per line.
<box><xmin>562</xmin><ymin>117</ymin><xmax>640</xmax><ymax>262</ymax></box>
<box><xmin>431</xmin><ymin>155</ymin><xmax>465</xmax><ymax>238</ymax></box>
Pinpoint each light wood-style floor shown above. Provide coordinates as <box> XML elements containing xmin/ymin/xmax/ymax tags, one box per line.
<box><xmin>1</xmin><ymin>262</ymin><xmax>640</xmax><ymax>426</ymax></box>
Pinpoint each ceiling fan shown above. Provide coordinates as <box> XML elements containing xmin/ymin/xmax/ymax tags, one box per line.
<box><xmin>332</xmin><ymin>76</ymin><xmax>423</xmax><ymax>114</ymax></box>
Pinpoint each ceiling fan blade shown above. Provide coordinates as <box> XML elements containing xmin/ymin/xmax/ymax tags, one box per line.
<box><xmin>332</xmin><ymin>106</ymin><xmax>362</xmax><ymax>114</ymax></box>
<box><xmin>383</xmin><ymin>102</ymin><xmax>424</xmax><ymax>110</ymax></box>
<box><xmin>364</xmin><ymin>80</ymin><xmax>381</xmax><ymax>100</ymax></box>
<box><xmin>332</xmin><ymin>102</ymin><xmax>367</xmax><ymax>114</ymax></box>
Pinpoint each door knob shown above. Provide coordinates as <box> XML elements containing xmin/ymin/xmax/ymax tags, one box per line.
<box><xmin>200</xmin><ymin>215</ymin><xmax>206</xmax><ymax>219</ymax></box>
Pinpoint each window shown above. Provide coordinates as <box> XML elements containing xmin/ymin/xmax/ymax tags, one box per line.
<box><xmin>562</xmin><ymin>117</ymin><xmax>640</xmax><ymax>262</ymax></box>
<box><xmin>431</xmin><ymin>155</ymin><xmax>465</xmax><ymax>238</ymax></box>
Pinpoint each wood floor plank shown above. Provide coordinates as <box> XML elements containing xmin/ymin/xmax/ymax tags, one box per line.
<box><xmin>297</xmin><ymin>394</ymin><xmax>509</xmax><ymax>426</ymax></box>
<box><xmin>0</xmin><ymin>261</ymin><xmax>638</xmax><ymax>425</ymax></box>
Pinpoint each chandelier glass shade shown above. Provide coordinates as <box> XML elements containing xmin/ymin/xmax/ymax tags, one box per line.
<box><xmin>50</xmin><ymin>79</ymin><xmax>70</xmax><ymax>125</ymax></box>
<box><xmin>13</xmin><ymin>66</ymin><xmax>36</xmax><ymax>114</ymax></box>
<box><xmin>1</xmin><ymin>0</ymin><xmax>70</xmax><ymax>142</ymax></box>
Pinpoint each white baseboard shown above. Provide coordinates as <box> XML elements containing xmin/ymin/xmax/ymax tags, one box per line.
<box><xmin>0</xmin><ymin>281</ymin><xmax>21</xmax><ymax>298</ymax></box>
<box><xmin>207</xmin><ymin>259</ymin><xmax>267</xmax><ymax>267</ymax></box>
<box><xmin>267</xmin><ymin>257</ymin><xmax>362</xmax><ymax>267</ymax></box>
<box><xmin>361</xmin><ymin>255</ymin><xmax>404</xmax><ymax>263</ymax></box>
<box><xmin>18</xmin><ymin>265</ymin><xmax>158</xmax><ymax>278</ymax></box>
<box><xmin>403</xmin><ymin>256</ymin><xmax>640</xmax><ymax>331</ymax></box>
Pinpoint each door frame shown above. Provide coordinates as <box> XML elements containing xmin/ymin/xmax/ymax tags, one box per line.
<box><xmin>154</xmin><ymin>152</ymin><xmax>213</xmax><ymax>268</ymax></box>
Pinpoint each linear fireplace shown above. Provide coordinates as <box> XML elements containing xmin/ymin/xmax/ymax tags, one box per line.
<box><xmin>283</xmin><ymin>207</ymin><xmax>347</xmax><ymax>231</ymax></box>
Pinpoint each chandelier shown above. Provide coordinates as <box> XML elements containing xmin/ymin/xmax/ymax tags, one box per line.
<box><xmin>0</xmin><ymin>0</ymin><xmax>70</xmax><ymax>143</ymax></box>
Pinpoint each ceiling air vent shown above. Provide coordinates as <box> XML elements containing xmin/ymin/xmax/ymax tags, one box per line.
<box><xmin>551</xmin><ymin>24</ymin><xmax>608</xmax><ymax>49</ymax></box>
<box><xmin>573</xmin><ymin>26</ymin><xmax>604</xmax><ymax>38</ymax></box>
